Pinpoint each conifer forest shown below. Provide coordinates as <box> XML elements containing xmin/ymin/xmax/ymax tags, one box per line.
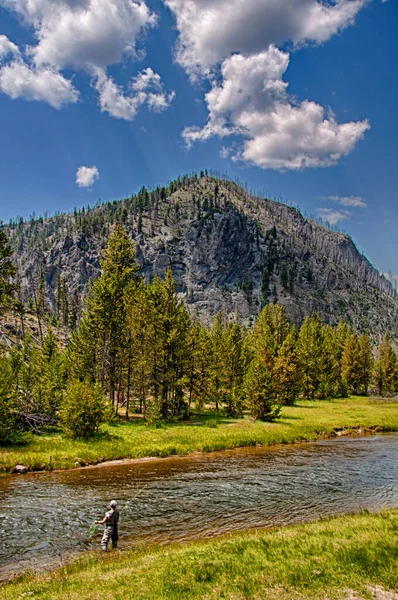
<box><xmin>1</xmin><ymin>222</ymin><xmax>398</xmax><ymax>446</ymax></box>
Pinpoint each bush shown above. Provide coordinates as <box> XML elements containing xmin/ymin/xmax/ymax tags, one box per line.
<box><xmin>59</xmin><ymin>380</ymin><xmax>106</xmax><ymax>439</ymax></box>
<box><xmin>243</xmin><ymin>359</ymin><xmax>281</xmax><ymax>422</ymax></box>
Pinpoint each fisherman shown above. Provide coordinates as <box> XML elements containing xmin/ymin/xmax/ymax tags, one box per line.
<box><xmin>96</xmin><ymin>500</ymin><xmax>120</xmax><ymax>551</ymax></box>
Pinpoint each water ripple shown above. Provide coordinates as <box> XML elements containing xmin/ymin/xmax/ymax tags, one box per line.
<box><xmin>0</xmin><ymin>434</ymin><xmax>397</xmax><ymax>575</ymax></box>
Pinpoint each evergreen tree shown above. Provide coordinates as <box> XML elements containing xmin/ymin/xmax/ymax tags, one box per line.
<box><xmin>280</xmin><ymin>262</ymin><xmax>288</xmax><ymax>288</ymax></box>
<box><xmin>261</xmin><ymin>268</ymin><xmax>270</xmax><ymax>307</ymax></box>
<box><xmin>209</xmin><ymin>312</ymin><xmax>225</xmax><ymax>413</ymax></box>
<box><xmin>341</xmin><ymin>333</ymin><xmax>362</xmax><ymax>394</ymax></box>
<box><xmin>358</xmin><ymin>334</ymin><xmax>374</xmax><ymax>395</ymax></box>
<box><xmin>69</xmin><ymin>225</ymin><xmax>140</xmax><ymax>408</ymax></box>
<box><xmin>125</xmin><ymin>283</ymin><xmax>156</xmax><ymax>419</ymax></box>
<box><xmin>273</xmin><ymin>325</ymin><xmax>299</xmax><ymax>405</ymax></box>
<box><xmin>222</xmin><ymin>321</ymin><xmax>246</xmax><ymax>416</ymax></box>
<box><xmin>250</xmin><ymin>304</ymin><xmax>290</xmax><ymax>366</ymax></box>
<box><xmin>186</xmin><ymin>321</ymin><xmax>213</xmax><ymax>417</ymax></box>
<box><xmin>243</xmin><ymin>357</ymin><xmax>280</xmax><ymax>421</ymax></box>
<box><xmin>296</xmin><ymin>314</ymin><xmax>324</xmax><ymax>398</ymax></box>
<box><xmin>146</xmin><ymin>270</ymin><xmax>189</xmax><ymax>419</ymax></box>
<box><xmin>59</xmin><ymin>380</ymin><xmax>106</xmax><ymax>439</ymax></box>
<box><xmin>0</xmin><ymin>230</ymin><xmax>17</xmax><ymax>311</ymax></box>
<box><xmin>374</xmin><ymin>335</ymin><xmax>398</xmax><ymax>396</ymax></box>
<box><xmin>0</xmin><ymin>355</ymin><xmax>21</xmax><ymax>445</ymax></box>
<box><xmin>320</xmin><ymin>321</ymin><xmax>350</xmax><ymax>398</ymax></box>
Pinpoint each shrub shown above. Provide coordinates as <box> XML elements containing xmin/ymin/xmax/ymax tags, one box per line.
<box><xmin>59</xmin><ymin>380</ymin><xmax>106</xmax><ymax>439</ymax></box>
<box><xmin>243</xmin><ymin>359</ymin><xmax>281</xmax><ymax>422</ymax></box>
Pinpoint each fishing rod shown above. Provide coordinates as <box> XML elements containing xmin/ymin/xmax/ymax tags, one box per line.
<box><xmin>88</xmin><ymin>484</ymin><xmax>148</xmax><ymax>538</ymax></box>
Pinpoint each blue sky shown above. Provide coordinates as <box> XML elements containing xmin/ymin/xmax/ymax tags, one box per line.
<box><xmin>0</xmin><ymin>0</ymin><xmax>397</xmax><ymax>275</ymax></box>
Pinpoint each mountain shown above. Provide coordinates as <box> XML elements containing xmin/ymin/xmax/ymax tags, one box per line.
<box><xmin>4</xmin><ymin>174</ymin><xmax>398</xmax><ymax>338</ymax></box>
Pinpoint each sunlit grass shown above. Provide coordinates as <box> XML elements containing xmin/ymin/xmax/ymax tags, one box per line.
<box><xmin>1</xmin><ymin>397</ymin><xmax>397</xmax><ymax>474</ymax></box>
<box><xmin>1</xmin><ymin>510</ymin><xmax>397</xmax><ymax>599</ymax></box>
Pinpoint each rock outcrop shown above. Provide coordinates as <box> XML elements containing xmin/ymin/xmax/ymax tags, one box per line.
<box><xmin>5</xmin><ymin>175</ymin><xmax>398</xmax><ymax>339</ymax></box>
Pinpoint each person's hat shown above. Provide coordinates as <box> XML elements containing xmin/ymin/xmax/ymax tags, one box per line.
<box><xmin>110</xmin><ymin>500</ymin><xmax>117</xmax><ymax>507</ymax></box>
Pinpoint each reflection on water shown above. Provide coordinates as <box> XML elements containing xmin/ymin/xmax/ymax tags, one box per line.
<box><xmin>0</xmin><ymin>434</ymin><xmax>397</xmax><ymax>578</ymax></box>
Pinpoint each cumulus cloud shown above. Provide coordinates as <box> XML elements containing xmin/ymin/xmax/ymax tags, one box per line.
<box><xmin>0</xmin><ymin>58</ymin><xmax>79</xmax><ymax>108</ymax></box>
<box><xmin>317</xmin><ymin>208</ymin><xmax>351</xmax><ymax>225</ymax></box>
<box><xmin>183</xmin><ymin>49</ymin><xmax>370</xmax><ymax>170</ymax></box>
<box><xmin>0</xmin><ymin>0</ymin><xmax>175</xmax><ymax>116</ymax></box>
<box><xmin>76</xmin><ymin>165</ymin><xmax>99</xmax><ymax>189</ymax></box>
<box><xmin>92</xmin><ymin>67</ymin><xmax>175</xmax><ymax>121</ymax></box>
<box><xmin>2</xmin><ymin>0</ymin><xmax>156</xmax><ymax>69</ymax></box>
<box><xmin>0</xmin><ymin>34</ymin><xmax>20</xmax><ymax>60</ymax></box>
<box><xmin>164</xmin><ymin>0</ymin><xmax>366</xmax><ymax>75</ymax></box>
<box><xmin>167</xmin><ymin>0</ymin><xmax>371</xmax><ymax>170</ymax></box>
<box><xmin>329</xmin><ymin>195</ymin><xmax>367</xmax><ymax>207</ymax></box>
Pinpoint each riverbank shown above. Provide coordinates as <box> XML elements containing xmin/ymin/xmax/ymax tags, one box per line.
<box><xmin>1</xmin><ymin>397</ymin><xmax>397</xmax><ymax>474</ymax></box>
<box><xmin>1</xmin><ymin>509</ymin><xmax>397</xmax><ymax>599</ymax></box>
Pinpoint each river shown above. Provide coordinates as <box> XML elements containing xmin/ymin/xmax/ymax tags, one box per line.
<box><xmin>0</xmin><ymin>434</ymin><xmax>397</xmax><ymax>580</ymax></box>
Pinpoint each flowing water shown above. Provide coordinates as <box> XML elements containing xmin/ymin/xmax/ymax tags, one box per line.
<box><xmin>0</xmin><ymin>434</ymin><xmax>397</xmax><ymax>579</ymax></box>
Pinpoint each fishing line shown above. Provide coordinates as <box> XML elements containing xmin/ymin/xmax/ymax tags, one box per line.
<box><xmin>87</xmin><ymin>484</ymin><xmax>148</xmax><ymax>538</ymax></box>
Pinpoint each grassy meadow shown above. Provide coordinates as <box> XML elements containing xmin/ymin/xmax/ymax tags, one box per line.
<box><xmin>1</xmin><ymin>509</ymin><xmax>397</xmax><ymax>599</ymax></box>
<box><xmin>1</xmin><ymin>396</ymin><xmax>397</xmax><ymax>474</ymax></box>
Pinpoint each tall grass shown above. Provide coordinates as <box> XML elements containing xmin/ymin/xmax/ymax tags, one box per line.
<box><xmin>1</xmin><ymin>397</ymin><xmax>397</xmax><ymax>474</ymax></box>
<box><xmin>1</xmin><ymin>510</ymin><xmax>397</xmax><ymax>599</ymax></box>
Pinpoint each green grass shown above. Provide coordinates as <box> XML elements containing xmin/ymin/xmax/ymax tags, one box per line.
<box><xmin>1</xmin><ymin>397</ymin><xmax>397</xmax><ymax>474</ymax></box>
<box><xmin>1</xmin><ymin>510</ymin><xmax>397</xmax><ymax>599</ymax></box>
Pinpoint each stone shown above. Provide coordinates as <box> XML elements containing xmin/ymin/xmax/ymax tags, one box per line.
<box><xmin>15</xmin><ymin>465</ymin><xmax>28</xmax><ymax>474</ymax></box>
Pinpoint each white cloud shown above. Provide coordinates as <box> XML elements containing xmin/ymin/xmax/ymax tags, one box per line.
<box><xmin>164</xmin><ymin>0</ymin><xmax>366</xmax><ymax>75</ymax></box>
<box><xmin>93</xmin><ymin>67</ymin><xmax>175</xmax><ymax>121</ymax></box>
<box><xmin>183</xmin><ymin>49</ymin><xmax>370</xmax><ymax>170</ymax></box>
<box><xmin>0</xmin><ymin>34</ymin><xmax>20</xmax><ymax>60</ymax></box>
<box><xmin>317</xmin><ymin>208</ymin><xmax>351</xmax><ymax>224</ymax></box>
<box><xmin>0</xmin><ymin>1</ymin><xmax>176</xmax><ymax>117</ymax></box>
<box><xmin>0</xmin><ymin>59</ymin><xmax>79</xmax><ymax>108</ymax></box>
<box><xmin>76</xmin><ymin>165</ymin><xmax>99</xmax><ymax>189</ymax></box>
<box><xmin>329</xmin><ymin>195</ymin><xmax>367</xmax><ymax>207</ymax></box>
<box><xmin>2</xmin><ymin>0</ymin><xmax>156</xmax><ymax>70</ymax></box>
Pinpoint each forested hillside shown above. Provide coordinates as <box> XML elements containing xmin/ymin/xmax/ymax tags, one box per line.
<box><xmin>4</xmin><ymin>174</ymin><xmax>398</xmax><ymax>339</ymax></box>
<box><xmin>2</xmin><ymin>224</ymin><xmax>398</xmax><ymax>448</ymax></box>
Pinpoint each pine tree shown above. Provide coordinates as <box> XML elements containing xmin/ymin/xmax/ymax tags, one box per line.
<box><xmin>27</xmin><ymin>330</ymin><xmax>65</xmax><ymax>421</ymax></box>
<box><xmin>375</xmin><ymin>335</ymin><xmax>398</xmax><ymax>396</ymax></box>
<box><xmin>296</xmin><ymin>314</ymin><xmax>324</xmax><ymax>399</ymax></box>
<box><xmin>341</xmin><ymin>333</ymin><xmax>362</xmax><ymax>394</ymax></box>
<box><xmin>146</xmin><ymin>270</ymin><xmax>189</xmax><ymax>419</ymax></box>
<box><xmin>209</xmin><ymin>312</ymin><xmax>225</xmax><ymax>413</ymax></box>
<box><xmin>61</xmin><ymin>279</ymin><xmax>69</xmax><ymax>326</ymax></box>
<box><xmin>273</xmin><ymin>325</ymin><xmax>299</xmax><ymax>405</ymax></box>
<box><xmin>320</xmin><ymin>321</ymin><xmax>350</xmax><ymax>398</ymax></box>
<box><xmin>69</xmin><ymin>225</ymin><xmax>140</xmax><ymax>409</ymax></box>
<box><xmin>261</xmin><ymin>268</ymin><xmax>270</xmax><ymax>307</ymax></box>
<box><xmin>125</xmin><ymin>283</ymin><xmax>156</xmax><ymax>419</ymax></box>
<box><xmin>243</xmin><ymin>357</ymin><xmax>280</xmax><ymax>421</ymax></box>
<box><xmin>186</xmin><ymin>321</ymin><xmax>213</xmax><ymax>417</ymax></box>
<box><xmin>0</xmin><ymin>355</ymin><xmax>20</xmax><ymax>445</ymax></box>
<box><xmin>280</xmin><ymin>262</ymin><xmax>288</xmax><ymax>288</ymax></box>
<box><xmin>69</xmin><ymin>289</ymin><xmax>79</xmax><ymax>330</ymax></box>
<box><xmin>358</xmin><ymin>334</ymin><xmax>374</xmax><ymax>395</ymax></box>
<box><xmin>0</xmin><ymin>230</ymin><xmax>17</xmax><ymax>312</ymax></box>
<box><xmin>250</xmin><ymin>304</ymin><xmax>290</xmax><ymax>367</ymax></box>
<box><xmin>222</xmin><ymin>321</ymin><xmax>246</xmax><ymax>416</ymax></box>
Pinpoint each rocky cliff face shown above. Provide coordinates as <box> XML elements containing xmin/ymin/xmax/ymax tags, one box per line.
<box><xmin>5</xmin><ymin>175</ymin><xmax>398</xmax><ymax>338</ymax></box>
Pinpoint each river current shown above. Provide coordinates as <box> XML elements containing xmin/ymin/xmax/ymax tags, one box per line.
<box><xmin>0</xmin><ymin>434</ymin><xmax>397</xmax><ymax>579</ymax></box>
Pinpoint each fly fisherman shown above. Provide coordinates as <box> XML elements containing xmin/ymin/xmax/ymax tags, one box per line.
<box><xmin>96</xmin><ymin>500</ymin><xmax>120</xmax><ymax>551</ymax></box>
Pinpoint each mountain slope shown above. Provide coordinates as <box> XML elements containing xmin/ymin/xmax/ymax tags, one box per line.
<box><xmin>4</xmin><ymin>175</ymin><xmax>398</xmax><ymax>338</ymax></box>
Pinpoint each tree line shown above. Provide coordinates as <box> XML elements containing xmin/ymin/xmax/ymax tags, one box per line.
<box><xmin>1</xmin><ymin>225</ymin><xmax>398</xmax><ymax>445</ymax></box>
